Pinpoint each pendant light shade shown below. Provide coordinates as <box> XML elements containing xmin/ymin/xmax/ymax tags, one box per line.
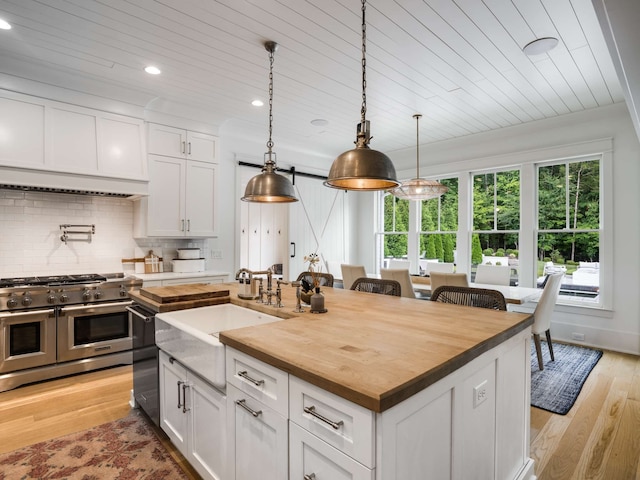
<box><xmin>324</xmin><ymin>0</ymin><xmax>399</xmax><ymax>191</ymax></box>
<box><xmin>242</xmin><ymin>41</ymin><xmax>298</xmax><ymax>203</ymax></box>
<box><xmin>392</xmin><ymin>114</ymin><xmax>448</xmax><ymax>201</ymax></box>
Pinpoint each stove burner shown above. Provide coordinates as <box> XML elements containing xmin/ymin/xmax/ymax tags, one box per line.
<box><xmin>0</xmin><ymin>274</ymin><xmax>108</xmax><ymax>288</ymax></box>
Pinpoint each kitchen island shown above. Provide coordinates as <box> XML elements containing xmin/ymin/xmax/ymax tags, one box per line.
<box><xmin>216</xmin><ymin>283</ymin><xmax>535</xmax><ymax>480</ymax></box>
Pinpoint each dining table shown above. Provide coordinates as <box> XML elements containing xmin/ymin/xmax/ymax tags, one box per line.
<box><xmin>410</xmin><ymin>276</ymin><xmax>541</xmax><ymax>304</ymax></box>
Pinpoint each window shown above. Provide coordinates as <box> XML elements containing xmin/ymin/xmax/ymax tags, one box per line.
<box><xmin>472</xmin><ymin>170</ymin><xmax>520</xmax><ymax>284</ymax></box>
<box><xmin>379</xmin><ymin>193</ymin><xmax>409</xmax><ymax>267</ymax></box>
<box><xmin>419</xmin><ymin>178</ymin><xmax>459</xmax><ymax>273</ymax></box>
<box><xmin>537</xmin><ymin>158</ymin><xmax>600</xmax><ymax>302</ymax></box>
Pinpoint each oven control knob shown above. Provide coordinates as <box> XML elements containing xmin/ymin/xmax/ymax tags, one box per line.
<box><xmin>119</xmin><ymin>286</ymin><xmax>128</xmax><ymax>297</ymax></box>
<box><xmin>6</xmin><ymin>296</ymin><xmax>18</xmax><ymax>308</ymax></box>
<box><xmin>47</xmin><ymin>294</ymin><xmax>57</xmax><ymax>304</ymax></box>
<box><xmin>59</xmin><ymin>293</ymin><xmax>69</xmax><ymax>303</ymax></box>
<box><xmin>94</xmin><ymin>289</ymin><xmax>103</xmax><ymax>300</ymax></box>
<box><xmin>22</xmin><ymin>294</ymin><xmax>33</xmax><ymax>307</ymax></box>
<box><xmin>82</xmin><ymin>289</ymin><xmax>92</xmax><ymax>302</ymax></box>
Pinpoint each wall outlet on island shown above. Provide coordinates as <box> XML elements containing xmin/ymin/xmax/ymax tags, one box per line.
<box><xmin>211</xmin><ymin>249</ymin><xmax>223</xmax><ymax>259</ymax></box>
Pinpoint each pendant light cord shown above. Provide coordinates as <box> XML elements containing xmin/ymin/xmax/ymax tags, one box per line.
<box><xmin>360</xmin><ymin>0</ymin><xmax>367</xmax><ymax>125</ymax></box>
<box><xmin>414</xmin><ymin>114</ymin><xmax>421</xmax><ymax>178</ymax></box>
<box><xmin>267</xmin><ymin>45</ymin><xmax>275</xmax><ymax>154</ymax></box>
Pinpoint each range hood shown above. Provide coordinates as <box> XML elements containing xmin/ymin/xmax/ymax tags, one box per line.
<box><xmin>0</xmin><ymin>166</ymin><xmax>148</xmax><ymax>199</ymax></box>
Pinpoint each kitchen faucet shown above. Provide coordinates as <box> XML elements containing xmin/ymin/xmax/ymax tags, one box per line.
<box><xmin>251</xmin><ymin>268</ymin><xmax>273</xmax><ymax>304</ymax></box>
<box><xmin>275</xmin><ymin>280</ymin><xmax>289</xmax><ymax>308</ymax></box>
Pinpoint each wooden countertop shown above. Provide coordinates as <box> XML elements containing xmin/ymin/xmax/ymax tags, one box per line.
<box><xmin>219</xmin><ymin>282</ymin><xmax>533</xmax><ymax>413</ymax></box>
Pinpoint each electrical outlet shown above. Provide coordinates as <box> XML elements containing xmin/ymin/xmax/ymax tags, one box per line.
<box><xmin>211</xmin><ymin>250</ymin><xmax>223</xmax><ymax>259</ymax></box>
<box><xmin>473</xmin><ymin>380</ymin><xmax>488</xmax><ymax>408</ymax></box>
<box><xmin>572</xmin><ymin>332</ymin><xmax>585</xmax><ymax>341</ymax></box>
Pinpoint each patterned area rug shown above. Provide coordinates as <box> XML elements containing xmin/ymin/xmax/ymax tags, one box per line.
<box><xmin>531</xmin><ymin>341</ymin><xmax>603</xmax><ymax>415</ymax></box>
<box><xmin>0</xmin><ymin>410</ymin><xmax>189</xmax><ymax>480</ymax></box>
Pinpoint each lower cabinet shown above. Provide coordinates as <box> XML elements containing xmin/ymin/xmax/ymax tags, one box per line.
<box><xmin>159</xmin><ymin>350</ymin><xmax>226</xmax><ymax>480</ymax></box>
<box><xmin>226</xmin><ymin>384</ymin><xmax>289</xmax><ymax>480</ymax></box>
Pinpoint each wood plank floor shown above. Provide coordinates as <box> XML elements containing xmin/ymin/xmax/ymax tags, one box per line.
<box><xmin>0</xmin><ymin>366</ymin><xmax>200</xmax><ymax>479</ymax></box>
<box><xmin>1</xmin><ymin>350</ymin><xmax>638</xmax><ymax>480</ymax></box>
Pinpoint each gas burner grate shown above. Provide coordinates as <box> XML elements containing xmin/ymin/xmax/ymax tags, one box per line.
<box><xmin>0</xmin><ymin>274</ymin><xmax>107</xmax><ymax>287</ymax></box>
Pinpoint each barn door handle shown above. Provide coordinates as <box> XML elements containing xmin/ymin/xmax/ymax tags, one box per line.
<box><xmin>290</xmin><ymin>242</ymin><xmax>296</xmax><ymax>258</ymax></box>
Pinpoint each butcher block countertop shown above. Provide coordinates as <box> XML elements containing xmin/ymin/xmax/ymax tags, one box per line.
<box><xmin>218</xmin><ymin>282</ymin><xmax>533</xmax><ymax>413</ymax></box>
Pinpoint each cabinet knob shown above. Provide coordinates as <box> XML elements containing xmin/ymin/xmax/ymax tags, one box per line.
<box><xmin>304</xmin><ymin>474</ymin><xmax>316</xmax><ymax>480</ymax></box>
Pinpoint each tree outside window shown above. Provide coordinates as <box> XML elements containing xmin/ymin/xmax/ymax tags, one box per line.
<box><xmin>419</xmin><ymin>178</ymin><xmax>458</xmax><ymax>271</ymax></box>
<box><xmin>381</xmin><ymin>193</ymin><xmax>409</xmax><ymax>264</ymax></box>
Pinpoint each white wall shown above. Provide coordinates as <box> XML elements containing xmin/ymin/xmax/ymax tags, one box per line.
<box><xmin>360</xmin><ymin>102</ymin><xmax>640</xmax><ymax>355</ymax></box>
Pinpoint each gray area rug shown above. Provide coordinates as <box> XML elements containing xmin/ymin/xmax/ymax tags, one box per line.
<box><xmin>530</xmin><ymin>341</ymin><xmax>603</xmax><ymax>415</ymax></box>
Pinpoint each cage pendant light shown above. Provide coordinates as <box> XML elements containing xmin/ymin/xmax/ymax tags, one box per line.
<box><xmin>324</xmin><ymin>0</ymin><xmax>399</xmax><ymax>191</ymax></box>
<box><xmin>392</xmin><ymin>114</ymin><xmax>448</xmax><ymax>201</ymax></box>
<box><xmin>242</xmin><ymin>41</ymin><xmax>298</xmax><ymax>203</ymax></box>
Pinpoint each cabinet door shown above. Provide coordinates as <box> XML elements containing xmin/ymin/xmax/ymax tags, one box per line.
<box><xmin>185</xmin><ymin>160</ymin><xmax>217</xmax><ymax>237</ymax></box>
<box><xmin>189</xmin><ymin>373</ymin><xmax>227</xmax><ymax>480</ymax></box>
<box><xmin>148</xmin><ymin>124</ymin><xmax>187</xmax><ymax>158</ymax></box>
<box><xmin>187</xmin><ymin>131</ymin><xmax>218</xmax><ymax>163</ymax></box>
<box><xmin>159</xmin><ymin>351</ymin><xmax>188</xmax><ymax>452</ymax></box>
<box><xmin>0</xmin><ymin>96</ymin><xmax>45</xmax><ymax>168</ymax></box>
<box><xmin>147</xmin><ymin>155</ymin><xmax>186</xmax><ymax>236</ymax></box>
<box><xmin>290</xmin><ymin>423</ymin><xmax>374</xmax><ymax>480</ymax></box>
<box><xmin>98</xmin><ymin>114</ymin><xmax>146</xmax><ymax>179</ymax></box>
<box><xmin>227</xmin><ymin>384</ymin><xmax>288</xmax><ymax>480</ymax></box>
<box><xmin>48</xmin><ymin>106</ymin><xmax>98</xmax><ymax>173</ymax></box>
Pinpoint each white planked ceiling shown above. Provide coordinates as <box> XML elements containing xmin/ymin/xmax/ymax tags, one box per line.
<box><xmin>0</xmin><ymin>0</ymin><xmax>625</xmax><ymax>169</ymax></box>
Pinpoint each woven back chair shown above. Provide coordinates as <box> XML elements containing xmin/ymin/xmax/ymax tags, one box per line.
<box><xmin>351</xmin><ymin>277</ymin><xmax>401</xmax><ymax>297</ymax></box>
<box><xmin>430</xmin><ymin>286</ymin><xmax>507</xmax><ymax>311</ymax></box>
<box><xmin>296</xmin><ymin>272</ymin><xmax>334</xmax><ymax>288</ymax></box>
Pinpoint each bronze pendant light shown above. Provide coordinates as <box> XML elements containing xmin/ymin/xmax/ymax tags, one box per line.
<box><xmin>242</xmin><ymin>41</ymin><xmax>298</xmax><ymax>203</ymax></box>
<box><xmin>324</xmin><ymin>0</ymin><xmax>399</xmax><ymax>191</ymax></box>
<box><xmin>391</xmin><ymin>114</ymin><xmax>448</xmax><ymax>200</ymax></box>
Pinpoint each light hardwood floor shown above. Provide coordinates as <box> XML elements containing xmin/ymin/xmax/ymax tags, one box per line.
<box><xmin>1</xmin><ymin>351</ymin><xmax>639</xmax><ymax>480</ymax></box>
<box><xmin>0</xmin><ymin>366</ymin><xmax>200</xmax><ymax>479</ymax></box>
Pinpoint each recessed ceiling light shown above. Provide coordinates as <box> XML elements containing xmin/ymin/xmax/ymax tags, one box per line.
<box><xmin>0</xmin><ymin>18</ymin><xmax>11</xmax><ymax>30</ymax></box>
<box><xmin>523</xmin><ymin>37</ymin><xmax>559</xmax><ymax>56</ymax></box>
<box><xmin>310</xmin><ymin>118</ymin><xmax>328</xmax><ymax>127</ymax></box>
<box><xmin>251</xmin><ymin>99</ymin><xmax>264</xmax><ymax>107</ymax></box>
<box><xmin>144</xmin><ymin>65</ymin><xmax>161</xmax><ymax>75</ymax></box>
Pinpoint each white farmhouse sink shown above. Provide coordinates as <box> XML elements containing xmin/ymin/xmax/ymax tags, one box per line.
<box><xmin>155</xmin><ymin>303</ymin><xmax>281</xmax><ymax>390</ymax></box>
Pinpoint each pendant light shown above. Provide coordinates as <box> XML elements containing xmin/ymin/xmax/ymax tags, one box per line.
<box><xmin>242</xmin><ymin>41</ymin><xmax>298</xmax><ymax>203</ymax></box>
<box><xmin>324</xmin><ymin>0</ymin><xmax>399</xmax><ymax>191</ymax></box>
<box><xmin>391</xmin><ymin>114</ymin><xmax>448</xmax><ymax>201</ymax></box>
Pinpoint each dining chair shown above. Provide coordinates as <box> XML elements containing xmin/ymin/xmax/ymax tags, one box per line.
<box><xmin>474</xmin><ymin>264</ymin><xmax>511</xmax><ymax>286</ymax></box>
<box><xmin>380</xmin><ymin>268</ymin><xmax>416</xmax><ymax>298</ymax></box>
<box><xmin>532</xmin><ymin>272</ymin><xmax>564</xmax><ymax>370</ymax></box>
<box><xmin>388</xmin><ymin>259</ymin><xmax>412</xmax><ymax>271</ymax></box>
<box><xmin>424</xmin><ymin>262</ymin><xmax>455</xmax><ymax>275</ymax></box>
<box><xmin>428</xmin><ymin>272</ymin><xmax>469</xmax><ymax>293</ymax></box>
<box><xmin>341</xmin><ymin>264</ymin><xmax>366</xmax><ymax>290</ymax></box>
<box><xmin>351</xmin><ymin>277</ymin><xmax>401</xmax><ymax>297</ymax></box>
<box><xmin>325</xmin><ymin>260</ymin><xmax>343</xmax><ymax>280</ymax></box>
<box><xmin>430</xmin><ymin>286</ymin><xmax>507</xmax><ymax>311</ymax></box>
<box><xmin>296</xmin><ymin>272</ymin><xmax>334</xmax><ymax>288</ymax></box>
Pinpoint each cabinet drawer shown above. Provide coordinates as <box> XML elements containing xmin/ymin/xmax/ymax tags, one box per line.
<box><xmin>290</xmin><ymin>376</ymin><xmax>375</xmax><ymax>468</ymax></box>
<box><xmin>226</xmin><ymin>347</ymin><xmax>288</xmax><ymax>417</ymax></box>
<box><xmin>290</xmin><ymin>422</ymin><xmax>374</xmax><ymax>480</ymax></box>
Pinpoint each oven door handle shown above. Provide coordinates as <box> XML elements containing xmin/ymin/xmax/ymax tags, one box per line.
<box><xmin>0</xmin><ymin>308</ymin><xmax>55</xmax><ymax>319</ymax></box>
<box><xmin>59</xmin><ymin>300</ymin><xmax>133</xmax><ymax>313</ymax></box>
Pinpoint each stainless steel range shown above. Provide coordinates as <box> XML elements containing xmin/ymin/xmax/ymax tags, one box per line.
<box><xmin>0</xmin><ymin>273</ymin><xmax>142</xmax><ymax>392</ymax></box>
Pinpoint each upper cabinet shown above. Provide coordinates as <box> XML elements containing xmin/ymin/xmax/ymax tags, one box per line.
<box><xmin>0</xmin><ymin>91</ymin><xmax>147</xmax><ymax>181</ymax></box>
<box><xmin>148</xmin><ymin>124</ymin><xmax>218</xmax><ymax>163</ymax></box>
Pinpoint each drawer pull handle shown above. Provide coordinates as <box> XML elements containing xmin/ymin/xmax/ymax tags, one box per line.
<box><xmin>238</xmin><ymin>370</ymin><xmax>264</xmax><ymax>386</ymax></box>
<box><xmin>177</xmin><ymin>380</ymin><xmax>184</xmax><ymax>409</ymax></box>
<box><xmin>303</xmin><ymin>405</ymin><xmax>344</xmax><ymax>430</ymax></box>
<box><xmin>236</xmin><ymin>399</ymin><xmax>262</xmax><ymax>417</ymax></box>
<box><xmin>304</xmin><ymin>474</ymin><xmax>316</xmax><ymax>480</ymax></box>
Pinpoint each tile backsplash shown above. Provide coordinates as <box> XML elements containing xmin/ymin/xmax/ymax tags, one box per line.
<box><xmin>0</xmin><ymin>189</ymin><xmax>208</xmax><ymax>277</ymax></box>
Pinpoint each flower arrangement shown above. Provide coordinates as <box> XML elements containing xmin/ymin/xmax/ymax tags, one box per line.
<box><xmin>303</xmin><ymin>253</ymin><xmax>322</xmax><ymax>290</ymax></box>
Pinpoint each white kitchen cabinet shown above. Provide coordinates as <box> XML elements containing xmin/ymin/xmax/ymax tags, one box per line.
<box><xmin>148</xmin><ymin>123</ymin><xmax>218</xmax><ymax>163</ymax></box>
<box><xmin>134</xmin><ymin>154</ymin><xmax>217</xmax><ymax>237</ymax></box>
<box><xmin>159</xmin><ymin>350</ymin><xmax>226</xmax><ymax>480</ymax></box>
<box><xmin>0</xmin><ymin>91</ymin><xmax>146</xmax><ymax>180</ymax></box>
<box><xmin>227</xmin><ymin>384</ymin><xmax>289</xmax><ymax>480</ymax></box>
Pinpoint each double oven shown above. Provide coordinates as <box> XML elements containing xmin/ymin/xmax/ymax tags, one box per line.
<box><xmin>0</xmin><ymin>273</ymin><xmax>142</xmax><ymax>392</ymax></box>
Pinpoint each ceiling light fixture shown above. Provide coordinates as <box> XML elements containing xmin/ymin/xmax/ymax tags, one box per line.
<box><xmin>391</xmin><ymin>114</ymin><xmax>448</xmax><ymax>201</ymax></box>
<box><xmin>144</xmin><ymin>65</ymin><xmax>161</xmax><ymax>75</ymax></box>
<box><xmin>241</xmin><ymin>41</ymin><xmax>298</xmax><ymax>203</ymax></box>
<box><xmin>324</xmin><ymin>0</ymin><xmax>399</xmax><ymax>191</ymax></box>
<box><xmin>523</xmin><ymin>37</ymin><xmax>559</xmax><ymax>56</ymax></box>
<box><xmin>0</xmin><ymin>18</ymin><xmax>11</xmax><ymax>30</ymax></box>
